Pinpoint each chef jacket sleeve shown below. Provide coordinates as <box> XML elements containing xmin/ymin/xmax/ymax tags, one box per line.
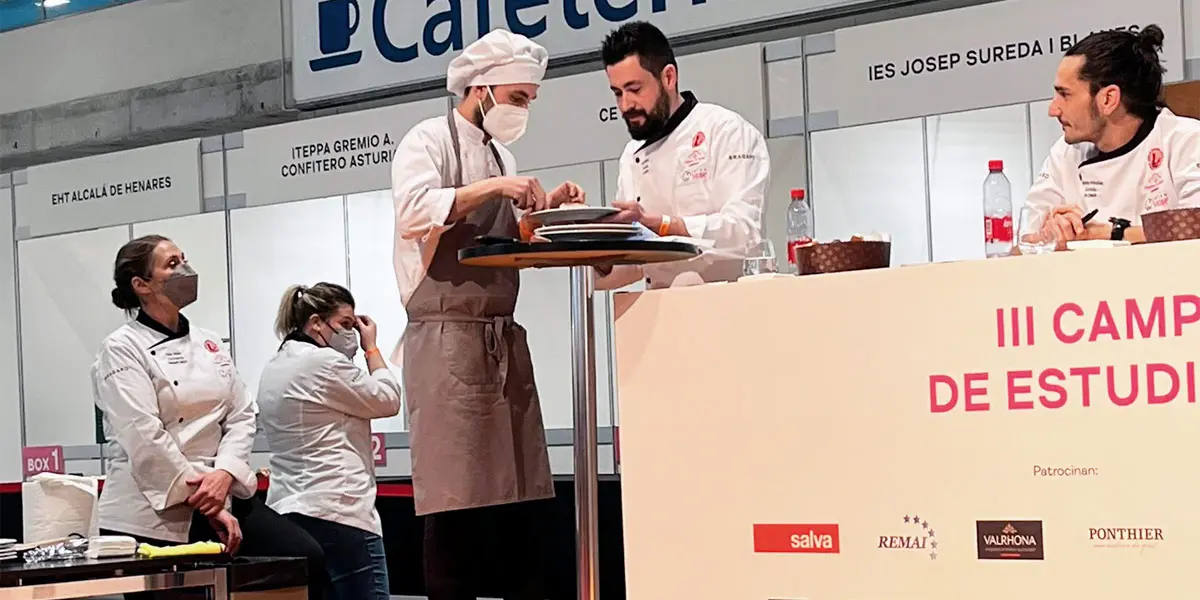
<box><xmin>1025</xmin><ymin>145</ymin><xmax>1070</xmax><ymax>211</ymax></box>
<box><xmin>1168</xmin><ymin>125</ymin><xmax>1200</xmax><ymax>208</ymax></box>
<box><xmin>393</xmin><ymin>126</ymin><xmax>458</xmax><ymax>241</ymax></box>
<box><xmin>680</xmin><ymin>120</ymin><xmax>769</xmax><ymax>252</ymax></box>
<box><xmin>215</xmin><ymin>373</ymin><xmax>258</xmax><ymax>500</ymax></box>
<box><xmin>318</xmin><ymin>354</ymin><xmax>403</xmax><ymax>420</ymax></box>
<box><xmin>93</xmin><ymin>341</ymin><xmax>198</xmax><ymax>511</ymax></box>
<box><xmin>595</xmin><ymin>158</ymin><xmax>645</xmax><ymax>291</ymax></box>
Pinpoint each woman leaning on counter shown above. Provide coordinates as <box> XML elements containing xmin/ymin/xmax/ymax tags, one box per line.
<box><xmin>256</xmin><ymin>283</ymin><xmax>403</xmax><ymax>600</ymax></box>
<box><xmin>92</xmin><ymin>235</ymin><xmax>326</xmax><ymax>599</ymax></box>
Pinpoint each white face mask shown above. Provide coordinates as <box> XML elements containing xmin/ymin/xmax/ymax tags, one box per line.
<box><xmin>319</xmin><ymin>321</ymin><xmax>358</xmax><ymax>360</ymax></box>
<box><xmin>481</xmin><ymin>87</ymin><xmax>529</xmax><ymax>144</ymax></box>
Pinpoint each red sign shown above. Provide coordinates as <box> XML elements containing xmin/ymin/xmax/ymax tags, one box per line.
<box><xmin>371</xmin><ymin>433</ymin><xmax>387</xmax><ymax>467</ymax></box>
<box><xmin>753</xmin><ymin>523</ymin><xmax>840</xmax><ymax>553</ymax></box>
<box><xmin>22</xmin><ymin>446</ymin><xmax>65</xmax><ymax>477</ymax></box>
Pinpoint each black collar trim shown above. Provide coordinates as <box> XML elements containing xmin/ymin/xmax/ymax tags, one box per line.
<box><xmin>138</xmin><ymin>310</ymin><xmax>190</xmax><ymax>349</ymax></box>
<box><xmin>280</xmin><ymin>330</ymin><xmax>320</xmax><ymax>352</ymax></box>
<box><xmin>1079</xmin><ymin>110</ymin><xmax>1159</xmax><ymax>168</ymax></box>
<box><xmin>635</xmin><ymin>91</ymin><xmax>699</xmax><ymax>154</ymax></box>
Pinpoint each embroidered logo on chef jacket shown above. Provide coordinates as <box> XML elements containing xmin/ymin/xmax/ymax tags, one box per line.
<box><xmin>163</xmin><ymin>350</ymin><xmax>188</xmax><ymax>366</ymax></box>
<box><xmin>1149</xmin><ymin>148</ymin><xmax>1164</xmax><ymax>170</ymax></box>
<box><xmin>692</xmin><ymin>131</ymin><xmax>705</xmax><ymax>147</ymax></box>
<box><xmin>682</xmin><ymin>149</ymin><xmax>706</xmax><ymax>168</ymax></box>
<box><xmin>204</xmin><ymin>340</ymin><xmax>219</xmax><ymax>353</ymax></box>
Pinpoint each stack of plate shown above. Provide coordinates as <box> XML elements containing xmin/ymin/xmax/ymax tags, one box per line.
<box><xmin>530</xmin><ymin>206</ymin><xmax>644</xmax><ymax>242</ymax></box>
<box><xmin>0</xmin><ymin>538</ymin><xmax>16</xmax><ymax>562</ymax></box>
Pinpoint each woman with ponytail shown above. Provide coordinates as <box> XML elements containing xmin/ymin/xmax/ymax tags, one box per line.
<box><xmin>1025</xmin><ymin>23</ymin><xmax>1200</xmax><ymax>246</ymax></box>
<box><xmin>257</xmin><ymin>283</ymin><xmax>402</xmax><ymax>600</ymax></box>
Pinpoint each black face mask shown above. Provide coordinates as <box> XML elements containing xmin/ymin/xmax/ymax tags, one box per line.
<box><xmin>623</xmin><ymin>80</ymin><xmax>673</xmax><ymax>141</ymax></box>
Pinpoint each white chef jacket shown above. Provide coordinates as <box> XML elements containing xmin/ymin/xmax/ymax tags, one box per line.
<box><xmin>257</xmin><ymin>335</ymin><xmax>402</xmax><ymax>536</ymax></box>
<box><xmin>1026</xmin><ymin>109</ymin><xmax>1200</xmax><ymax>225</ymax></box>
<box><xmin>92</xmin><ymin>311</ymin><xmax>257</xmax><ymax>543</ymax></box>
<box><xmin>599</xmin><ymin>92</ymin><xmax>770</xmax><ymax>290</ymax></box>
<box><xmin>390</xmin><ymin>109</ymin><xmax>521</xmax><ymax>363</ymax></box>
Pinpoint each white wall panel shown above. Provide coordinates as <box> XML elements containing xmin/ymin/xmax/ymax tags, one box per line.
<box><xmin>202</xmin><ymin>152</ymin><xmax>226</xmax><ymax>202</ymax></box>
<box><xmin>509</xmin><ymin>44</ymin><xmax>766</xmax><ymax>172</ymax></box>
<box><xmin>19</xmin><ymin>226</ymin><xmax>131</xmax><ymax>446</ymax></box>
<box><xmin>1028</xmin><ymin>100</ymin><xmax>1064</xmax><ymax>175</ymax></box>
<box><xmin>805</xmin><ymin>53</ymin><xmax>840</xmax><ymax>116</ymax></box>
<box><xmin>132</xmin><ymin>212</ymin><xmax>231</xmax><ymax>341</ymax></box>
<box><xmin>764</xmin><ymin>136</ymin><xmax>808</xmax><ymax>265</ymax></box>
<box><xmin>345</xmin><ymin>189</ymin><xmax>407</xmax><ymax>433</ymax></box>
<box><xmin>515</xmin><ymin>163</ymin><xmax>613</xmax><ymax>429</ymax></box>
<box><xmin>810</xmin><ymin>119</ymin><xmax>929</xmax><ymax>267</ymax></box>
<box><xmin>229</xmin><ymin>197</ymin><xmax>347</xmax><ymax>400</ymax></box>
<box><xmin>0</xmin><ymin>0</ymin><xmax>284</xmax><ymax>113</ymax></box>
<box><xmin>927</xmin><ymin>105</ymin><xmax>1031</xmax><ymax>263</ymax></box>
<box><xmin>1187</xmin><ymin>0</ymin><xmax>1200</xmax><ymax>59</ymax></box>
<box><xmin>0</xmin><ymin>190</ymin><xmax>21</xmax><ymax>482</ymax></box>
<box><xmin>767</xmin><ymin>56</ymin><xmax>806</xmax><ymax>121</ymax></box>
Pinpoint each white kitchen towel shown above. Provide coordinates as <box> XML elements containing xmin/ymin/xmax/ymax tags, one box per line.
<box><xmin>86</xmin><ymin>535</ymin><xmax>138</xmax><ymax>559</ymax></box>
<box><xmin>22</xmin><ymin>473</ymin><xmax>100</xmax><ymax>543</ymax></box>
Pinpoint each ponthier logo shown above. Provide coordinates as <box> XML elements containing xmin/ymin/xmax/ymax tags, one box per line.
<box><xmin>878</xmin><ymin>514</ymin><xmax>938</xmax><ymax>560</ymax></box>
<box><xmin>1089</xmin><ymin>527</ymin><xmax>1163</xmax><ymax>549</ymax></box>
<box><xmin>753</xmin><ymin>524</ymin><xmax>840</xmax><ymax>554</ymax></box>
<box><xmin>976</xmin><ymin>520</ymin><xmax>1044</xmax><ymax>560</ymax></box>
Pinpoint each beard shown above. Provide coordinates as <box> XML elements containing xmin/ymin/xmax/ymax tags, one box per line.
<box><xmin>623</xmin><ymin>83</ymin><xmax>672</xmax><ymax>141</ymax></box>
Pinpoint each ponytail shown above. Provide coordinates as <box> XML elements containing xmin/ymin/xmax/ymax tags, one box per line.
<box><xmin>273</xmin><ymin>282</ymin><xmax>357</xmax><ymax>339</ymax></box>
<box><xmin>1137</xmin><ymin>24</ymin><xmax>1165</xmax><ymax>56</ymax></box>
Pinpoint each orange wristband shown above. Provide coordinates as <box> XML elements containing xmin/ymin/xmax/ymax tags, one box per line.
<box><xmin>365</xmin><ymin>347</ymin><xmax>381</xmax><ymax>358</ymax></box>
<box><xmin>658</xmin><ymin>215</ymin><xmax>672</xmax><ymax>237</ymax></box>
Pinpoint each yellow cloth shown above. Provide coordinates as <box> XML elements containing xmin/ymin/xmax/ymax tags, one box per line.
<box><xmin>137</xmin><ymin>541</ymin><xmax>225</xmax><ymax>558</ymax></box>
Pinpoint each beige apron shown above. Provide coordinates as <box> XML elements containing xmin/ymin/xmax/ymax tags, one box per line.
<box><xmin>402</xmin><ymin>110</ymin><xmax>555</xmax><ymax>516</ymax></box>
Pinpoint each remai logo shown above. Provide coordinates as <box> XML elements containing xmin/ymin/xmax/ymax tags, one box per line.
<box><xmin>976</xmin><ymin>520</ymin><xmax>1045</xmax><ymax>560</ymax></box>
<box><xmin>307</xmin><ymin>0</ymin><xmax>710</xmax><ymax>73</ymax></box>
<box><xmin>878</xmin><ymin>514</ymin><xmax>938</xmax><ymax>560</ymax></box>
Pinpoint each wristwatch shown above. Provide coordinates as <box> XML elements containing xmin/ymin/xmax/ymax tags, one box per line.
<box><xmin>1109</xmin><ymin>217</ymin><xmax>1131</xmax><ymax>241</ymax></box>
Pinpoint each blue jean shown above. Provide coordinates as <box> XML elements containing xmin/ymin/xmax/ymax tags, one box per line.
<box><xmin>286</xmin><ymin>513</ymin><xmax>390</xmax><ymax>600</ymax></box>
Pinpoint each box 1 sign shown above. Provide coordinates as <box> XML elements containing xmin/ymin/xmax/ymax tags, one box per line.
<box><xmin>22</xmin><ymin>445</ymin><xmax>65</xmax><ymax>477</ymax></box>
<box><xmin>371</xmin><ymin>433</ymin><xmax>387</xmax><ymax>466</ymax></box>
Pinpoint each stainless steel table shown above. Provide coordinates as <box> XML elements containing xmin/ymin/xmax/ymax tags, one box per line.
<box><xmin>0</xmin><ymin>556</ymin><xmax>229</xmax><ymax>599</ymax></box>
<box><xmin>460</xmin><ymin>239</ymin><xmax>700</xmax><ymax>600</ymax></box>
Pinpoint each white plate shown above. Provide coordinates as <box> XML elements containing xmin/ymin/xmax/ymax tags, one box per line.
<box><xmin>535</xmin><ymin>223</ymin><xmax>639</xmax><ymax>234</ymax></box>
<box><xmin>1067</xmin><ymin>240</ymin><xmax>1131</xmax><ymax>250</ymax></box>
<box><xmin>537</xmin><ymin>229</ymin><xmax>641</xmax><ymax>242</ymax></box>
<box><xmin>529</xmin><ymin>206</ymin><xmax>619</xmax><ymax>226</ymax></box>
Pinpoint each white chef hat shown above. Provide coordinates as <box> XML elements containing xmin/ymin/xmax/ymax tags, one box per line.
<box><xmin>446</xmin><ymin>29</ymin><xmax>549</xmax><ymax>97</ymax></box>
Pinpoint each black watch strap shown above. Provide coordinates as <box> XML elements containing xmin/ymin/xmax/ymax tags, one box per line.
<box><xmin>1109</xmin><ymin>217</ymin><xmax>1131</xmax><ymax>241</ymax></box>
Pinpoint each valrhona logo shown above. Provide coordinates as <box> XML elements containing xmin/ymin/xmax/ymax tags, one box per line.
<box><xmin>976</xmin><ymin>521</ymin><xmax>1044</xmax><ymax>560</ymax></box>
<box><xmin>879</xmin><ymin>514</ymin><xmax>938</xmax><ymax>560</ymax></box>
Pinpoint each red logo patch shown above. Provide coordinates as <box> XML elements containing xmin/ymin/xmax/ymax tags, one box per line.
<box><xmin>204</xmin><ymin>340</ymin><xmax>219</xmax><ymax>353</ymax></box>
<box><xmin>1149</xmin><ymin>148</ymin><xmax>1164</xmax><ymax>169</ymax></box>
<box><xmin>692</xmin><ymin>131</ymin><xmax>705</xmax><ymax>147</ymax></box>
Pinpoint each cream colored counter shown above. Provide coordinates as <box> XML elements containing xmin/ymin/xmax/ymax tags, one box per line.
<box><xmin>614</xmin><ymin>241</ymin><xmax>1200</xmax><ymax>600</ymax></box>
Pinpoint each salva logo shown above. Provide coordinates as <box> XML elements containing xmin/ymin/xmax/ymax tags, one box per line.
<box><xmin>753</xmin><ymin>524</ymin><xmax>840</xmax><ymax>554</ymax></box>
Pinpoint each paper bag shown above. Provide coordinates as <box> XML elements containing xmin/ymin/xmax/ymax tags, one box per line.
<box><xmin>22</xmin><ymin>473</ymin><xmax>100</xmax><ymax>543</ymax></box>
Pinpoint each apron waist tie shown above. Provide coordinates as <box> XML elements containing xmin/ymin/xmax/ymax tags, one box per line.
<box><xmin>408</xmin><ymin>314</ymin><xmax>516</xmax><ymax>358</ymax></box>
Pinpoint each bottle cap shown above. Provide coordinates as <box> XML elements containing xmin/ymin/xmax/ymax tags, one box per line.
<box><xmin>988</xmin><ymin>160</ymin><xmax>1004</xmax><ymax>172</ymax></box>
<box><xmin>790</xmin><ymin>189</ymin><xmax>806</xmax><ymax>200</ymax></box>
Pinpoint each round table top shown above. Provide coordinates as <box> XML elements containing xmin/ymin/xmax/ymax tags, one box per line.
<box><xmin>458</xmin><ymin>239</ymin><xmax>701</xmax><ymax>269</ymax></box>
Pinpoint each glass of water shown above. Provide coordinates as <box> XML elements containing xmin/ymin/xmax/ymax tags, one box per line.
<box><xmin>743</xmin><ymin>239</ymin><xmax>778</xmax><ymax>276</ymax></box>
<box><xmin>1017</xmin><ymin>205</ymin><xmax>1058</xmax><ymax>255</ymax></box>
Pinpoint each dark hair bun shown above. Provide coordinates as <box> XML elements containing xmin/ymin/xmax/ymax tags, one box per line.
<box><xmin>1139</xmin><ymin>24</ymin><xmax>1165</xmax><ymax>54</ymax></box>
<box><xmin>111</xmin><ymin>286</ymin><xmax>139</xmax><ymax>310</ymax></box>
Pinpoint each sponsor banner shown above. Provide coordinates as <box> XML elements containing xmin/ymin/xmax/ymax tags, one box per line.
<box><xmin>290</xmin><ymin>0</ymin><xmax>865</xmax><ymax>104</ymax></box>
<box><xmin>826</xmin><ymin>0</ymin><xmax>1183</xmax><ymax>127</ymax></box>
<box><xmin>615</xmin><ymin>241</ymin><xmax>1200</xmax><ymax>599</ymax></box>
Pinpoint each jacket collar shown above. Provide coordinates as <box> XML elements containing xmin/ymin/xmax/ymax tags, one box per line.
<box><xmin>635</xmin><ymin>91</ymin><xmax>699</xmax><ymax>154</ymax></box>
<box><xmin>281</xmin><ymin>330</ymin><xmax>321</xmax><ymax>351</ymax></box>
<box><xmin>137</xmin><ymin>310</ymin><xmax>190</xmax><ymax>348</ymax></box>
<box><xmin>1079</xmin><ymin>109</ymin><xmax>1160</xmax><ymax>168</ymax></box>
<box><xmin>452</xmin><ymin>107</ymin><xmax>490</xmax><ymax>147</ymax></box>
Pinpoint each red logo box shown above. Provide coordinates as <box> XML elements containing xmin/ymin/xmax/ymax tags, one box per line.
<box><xmin>753</xmin><ymin>524</ymin><xmax>840</xmax><ymax>554</ymax></box>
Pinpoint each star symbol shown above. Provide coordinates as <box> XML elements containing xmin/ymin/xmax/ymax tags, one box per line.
<box><xmin>922</xmin><ymin>521</ymin><xmax>929</xmax><ymax>529</ymax></box>
<box><xmin>931</xmin><ymin>540</ymin><xmax>938</xmax><ymax>549</ymax></box>
<box><xmin>929</xmin><ymin>529</ymin><xmax>936</xmax><ymax>538</ymax></box>
<box><xmin>913</xmin><ymin>515</ymin><xmax>921</xmax><ymax>523</ymax></box>
<box><xmin>930</xmin><ymin>551</ymin><xmax>937</xmax><ymax>560</ymax></box>
<box><xmin>904</xmin><ymin>515</ymin><xmax>911</xmax><ymax>524</ymax></box>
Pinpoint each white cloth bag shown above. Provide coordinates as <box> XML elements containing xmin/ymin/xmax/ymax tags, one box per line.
<box><xmin>22</xmin><ymin>473</ymin><xmax>100</xmax><ymax>543</ymax></box>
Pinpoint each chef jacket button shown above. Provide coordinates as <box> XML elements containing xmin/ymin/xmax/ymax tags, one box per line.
<box><xmin>173</xmin><ymin>381</ymin><xmax>179</xmax><ymax>386</ymax></box>
<box><xmin>150</xmin><ymin>351</ymin><xmax>155</xmax><ymax>356</ymax></box>
<box><xmin>635</xmin><ymin>157</ymin><xmax>640</xmax><ymax>164</ymax></box>
<box><xmin>178</xmin><ymin>417</ymin><xmax>184</xmax><ymax>423</ymax></box>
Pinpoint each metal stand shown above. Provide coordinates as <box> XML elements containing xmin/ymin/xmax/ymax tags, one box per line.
<box><xmin>569</xmin><ymin>265</ymin><xmax>600</xmax><ymax>600</ymax></box>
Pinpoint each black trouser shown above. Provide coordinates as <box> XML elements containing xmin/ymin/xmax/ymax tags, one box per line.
<box><xmin>101</xmin><ymin>495</ymin><xmax>327</xmax><ymax>600</ymax></box>
<box><xmin>423</xmin><ymin>500</ymin><xmax>551</xmax><ymax>600</ymax></box>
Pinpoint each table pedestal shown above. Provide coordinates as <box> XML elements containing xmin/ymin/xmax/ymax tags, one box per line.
<box><xmin>570</xmin><ymin>265</ymin><xmax>600</xmax><ymax>600</ymax></box>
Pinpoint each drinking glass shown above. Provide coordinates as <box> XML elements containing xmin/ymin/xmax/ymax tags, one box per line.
<box><xmin>1017</xmin><ymin>205</ymin><xmax>1057</xmax><ymax>255</ymax></box>
<box><xmin>743</xmin><ymin>240</ymin><xmax>778</xmax><ymax>276</ymax></box>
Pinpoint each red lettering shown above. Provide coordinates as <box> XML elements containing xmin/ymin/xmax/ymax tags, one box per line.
<box><xmin>995</xmin><ymin>308</ymin><xmax>1005</xmax><ymax>348</ymax></box>
<box><xmin>1173</xmin><ymin>295</ymin><xmax>1200</xmax><ymax>336</ymax></box>
<box><xmin>1146</xmin><ymin>363</ymin><xmax>1179</xmax><ymax>405</ymax></box>
<box><xmin>964</xmin><ymin>372</ymin><xmax>990</xmax><ymax>412</ymax></box>
<box><xmin>1025</xmin><ymin>306</ymin><xmax>1035</xmax><ymax>346</ymax></box>
<box><xmin>1190</xmin><ymin>362</ymin><xmax>1196</xmax><ymax>403</ymax></box>
<box><xmin>1038</xmin><ymin>368</ymin><xmax>1067</xmax><ymax>409</ymax></box>
<box><xmin>1107</xmin><ymin>365</ymin><xmax>1138</xmax><ymax>406</ymax></box>
<box><xmin>1007</xmin><ymin>370</ymin><xmax>1034</xmax><ymax>410</ymax></box>
<box><xmin>929</xmin><ymin>375</ymin><xmax>957</xmax><ymax>413</ymax></box>
<box><xmin>1127</xmin><ymin>297</ymin><xmax>1165</xmax><ymax>339</ymax></box>
<box><xmin>1089</xmin><ymin>301</ymin><xmax>1119</xmax><ymax>342</ymax></box>
<box><xmin>1054</xmin><ymin>303</ymin><xmax>1084</xmax><ymax>343</ymax></box>
<box><xmin>1070</xmin><ymin>366</ymin><xmax>1100</xmax><ymax>407</ymax></box>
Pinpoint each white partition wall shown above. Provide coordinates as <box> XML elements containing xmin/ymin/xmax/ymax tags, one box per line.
<box><xmin>132</xmin><ymin>212</ymin><xmax>232</xmax><ymax>343</ymax></box>
<box><xmin>0</xmin><ymin>184</ymin><xmax>21</xmax><ymax>481</ymax></box>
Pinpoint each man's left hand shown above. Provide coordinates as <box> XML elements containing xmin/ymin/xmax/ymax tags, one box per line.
<box><xmin>607</xmin><ymin>200</ymin><xmax>646</xmax><ymax>225</ymax></box>
<box><xmin>547</xmin><ymin>181</ymin><xmax>586</xmax><ymax>207</ymax></box>
<box><xmin>186</xmin><ymin>470</ymin><xmax>233</xmax><ymax>517</ymax></box>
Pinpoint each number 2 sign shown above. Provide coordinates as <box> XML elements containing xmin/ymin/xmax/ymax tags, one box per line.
<box><xmin>22</xmin><ymin>445</ymin><xmax>64</xmax><ymax>477</ymax></box>
<box><xmin>371</xmin><ymin>433</ymin><xmax>387</xmax><ymax>467</ymax></box>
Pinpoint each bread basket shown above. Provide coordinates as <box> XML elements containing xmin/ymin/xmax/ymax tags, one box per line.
<box><xmin>794</xmin><ymin>241</ymin><xmax>891</xmax><ymax>275</ymax></box>
<box><xmin>1141</xmin><ymin>207</ymin><xmax>1200</xmax><ymax>243</ymax></box>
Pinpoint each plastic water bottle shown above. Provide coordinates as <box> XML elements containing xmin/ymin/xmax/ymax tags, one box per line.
<box><xmin>786</xmin><ymin>188</ymin><xmax>813</xmax><ymax>271</ymax></box>
<box><xmin>983</xmin><ymin>160</ymin><xmax>1013</xmax><ymax>258</ymax></box>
